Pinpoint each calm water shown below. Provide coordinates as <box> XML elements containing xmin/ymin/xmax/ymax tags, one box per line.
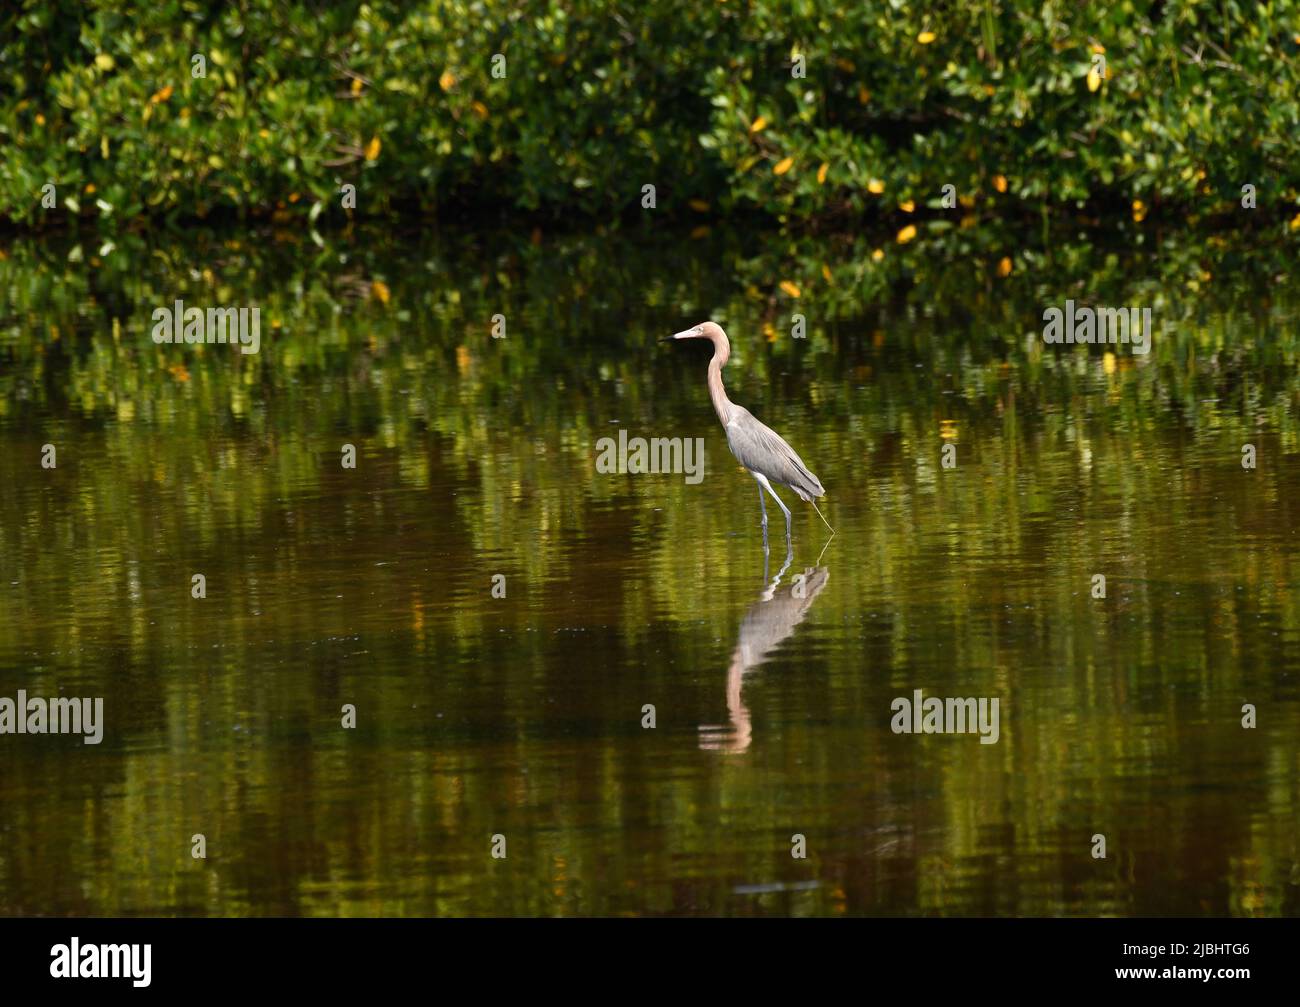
<box><xmin>1</xmin><ymin>224</ymin><xmax>1299</xmax><ymax>915</ymax></box>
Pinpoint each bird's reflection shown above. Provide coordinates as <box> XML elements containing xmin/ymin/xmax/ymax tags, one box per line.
<box><xmin>698</xmin><ymin>553</ymin><xmax>829</xmax><ymax>754</ymax></box>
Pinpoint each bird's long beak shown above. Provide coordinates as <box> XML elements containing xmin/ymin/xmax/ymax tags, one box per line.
<box><xmin>662</xmin><ymin>328</ymin><xmax>698</xmax><ymax>342</ymax></box>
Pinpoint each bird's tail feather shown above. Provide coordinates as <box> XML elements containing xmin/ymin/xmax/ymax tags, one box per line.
<box><xmin>793</xmin><ymin>474</ymin><xmax>825</xmax><ymax>501</ymax></box>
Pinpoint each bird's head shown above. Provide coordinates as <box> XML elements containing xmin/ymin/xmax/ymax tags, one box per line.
<box><xmin>666</xmin><ymin>321</ymin><xmax>726</xmax><ymax>343</ymax></box>
<box><xmin>663</xmin><ymin>323</ymin><xmax>731</xmax><ymax>367</ymax></box>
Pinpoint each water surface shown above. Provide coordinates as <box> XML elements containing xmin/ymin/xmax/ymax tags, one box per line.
<box><xmin>1</xmin><ymin>224</ymin><xmax>1298</xmax><ymax>915</ymax></box>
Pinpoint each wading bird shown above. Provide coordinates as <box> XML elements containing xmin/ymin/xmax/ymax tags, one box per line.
<box><xmin>665</xmin><ymin>322</ymin><xmax>833</xmax><ymax>553</ymax></box>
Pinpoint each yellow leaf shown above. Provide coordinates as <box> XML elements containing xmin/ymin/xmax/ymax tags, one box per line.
<box><xmin>1132</xmin><ymin>199</ymin><xmax>1147</xmax><ymax>222</ymax></box>
<box><xmin>896</xmin><ymin>225</ymin><xmax>917</xmax><ymax>244</ymax></box>
<box><xmin>835</xmin><ymin>58</ymin><xmax>856</xmax><ymax>73</ymax></box>
<box><xmin>1103</xmin><ymin>352</ymin><xmax>1116</xmax><ymax>374</ymax></box>
<box><xmin>918</xmin><ymin>31</ymin><xmax>936</xmax><ymax>44</ymax></box>
<box><xmin>993</xmin><ymin>174</ymin><xmax>1008</xmax><ymax>193</ymax></box>
<box><xmin>858</xmin><ymin>85</ymin><xmax>871</xmax><ymax>105</ymax></box>
<box><xmin>689</xmin><ymin>199</ymin><xmax>710</xmax><ymax>212</ymax></box>
<box><xmin>150</xmin><ymin>85</ymin><xmax>174</xmax><ymax>104</ymax></box>
<box><xmin>456</xmin><ymin>345</ymin><xmax>471</xmax><ymax>373</ymax></box>
<box><xmin>1290</xmin><ymin>213</ymin><xmax>1300</xmax><ymax>231</ymax></box>
<box><xmin>439</xmin><ymin>70</ymin><xmax>456</xmax><ymax>92</ymax></box>
<box><xmin>95</xmin><ymin>53</ymin><xmax>115</xmax><ymax>71</ymax></box>
<box><xmin>773</xmin><ymin>156</ymin><xmax>794</xmax><ymax>175</ymax></box>
<box><xmin>371</xmin><ymin>280</ymin><xmax>390</xmax><ymax>304</ymax></box>
<box><xmin>867</xmin><ymin>178</ymin><xmax>884</xmax><ymax>194</ymax></box>
<box><xmin>817</xmin><ymin>162</ymin><xmax>828</xmax><ymax>185</ymax></box>
<box><xmin>1090</xmin><ymin>43</ymin><xmax>1106</xmax><ymax>54</ymax></box>
<box><xmin>1087</xmin><ymin>66</ymin><xmax>1102</xmax><ymax>92</ymax></box>
<box><xmin>872</xmin><ymin>248</ymin><xmax>885</xmax><ymax>262</ymax></box>
<box><xmin>101</xmin><ymin>135</ymin><xmax>109</xmax><ymax>158</ymax></box>
<box><xmin>364</xmin><ymin>136</ymin><xmax>381</xmax><ymax>160</ymax></box>
<box><xmin>35</xmin><ymin>113</ymin><xmax>46</xmax><ymax>126</ymax></box>
<box><xmin>779</xmin><ymin>280</ymin><xmax>801</xmax><ymax>298</ymax></box>
<box><xmin>899</xmin><ymin>200</ymin><xmax>915</xmax><ymax>213</ymax></box>
<box><xmin>351</xmin><ymin>78</ymin><xmax>363</xmax><ymax>95</ymax></box>
<box><xmin>84</xmin><ymin>183</ymin><xmax>95</xmax><ymax>195</ymax></box>
<box><xmin>821</xmin><ymin>263</ymin><xmax>833</xmax><ymax>282</ymax></box>
<box><xmin>472</xmin><ymin>100</ymin><xmax>489</xmax><ymax>119</ymax></box>
<box><xmin>996</xmin><ymin>257</ymin><xmax>1012</xmax><ymax>277</ymax></box>
<box><xmin>750</xmin><ymin>116</ymin><xmax>767</xmax><ymax>133</ymax></box>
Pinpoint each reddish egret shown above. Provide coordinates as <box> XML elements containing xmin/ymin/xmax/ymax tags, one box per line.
<box><xmin>665</xmin><ymin>322</ymin><xmax>833</xmax><ymax>552</ymax></box>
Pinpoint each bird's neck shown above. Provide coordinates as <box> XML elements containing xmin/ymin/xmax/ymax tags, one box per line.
<box><xmin>707</xmin><ymin>353</ymin><xmax>734</xmax><ymax>426</ymax></box>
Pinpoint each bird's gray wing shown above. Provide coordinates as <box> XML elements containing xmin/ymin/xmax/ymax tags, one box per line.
<box><xmin>725</xmin><ymin>407</ymin><xmax>825</xmax><ymax>499</ymax></box>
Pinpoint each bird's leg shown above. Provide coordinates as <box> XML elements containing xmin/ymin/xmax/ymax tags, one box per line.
<box><xmin>753</xmin><ymin>475</ymin><xmax>770</xmax><ymax>553</ymax></box>
<box><xmin>772</xmin><ymin>488</ymin><xmax>793</xmax><ymax>547</ymax></box>
<box><xmin>754</xmin><ymin>473</ymin><xmax>793</xmax><ymax>552</ymax></box>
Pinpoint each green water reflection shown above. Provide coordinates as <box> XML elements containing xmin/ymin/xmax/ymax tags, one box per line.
<box><xmin>1</xmin><ymin>223</ymin><xmax>1299</xmax><ymax>915</ymax></box>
